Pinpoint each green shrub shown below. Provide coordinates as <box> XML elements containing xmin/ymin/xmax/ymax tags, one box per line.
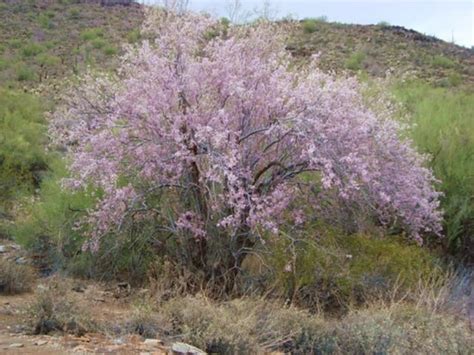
<box><xmin>15</xmin><ymin>63</ymin><xmax>35</xmax><ymax>81</ymax></box>
<box><xmin>302</xmin><ymin>17</ymin><xmax>326</xmax><ymax>33</ymax></box>
<box><xmin>69</xmin><ymin>8</ymin><xmax>81</xmax><ymax>20</ymax></box>
<box><xmin>0</xmin><ymin>259</ymin><xmax>35</xmax><ymax>294</ymax></box>
<box><xmin>80</xmin><ymin>28</ymin><xmax>104</xmax><ymax>41</ymax></box>
<box><xmin>21</xmin><ymin>42</ymin><xmax>45</xmax><ymax>57</ymax></box>
<box><xmin>431</xmin><ymin>55</ymin><xmax>455</xmax><ymax>69</ymax></box>
<box><xmin>345</xmin><ymin>51</ymin><xmax>366</xmax><ymax>71</ymax></box>
<box><xmin>103</xmin><ymin>46</ymin><xmax>118</xmax><ymax>56</ymax></box>
<box><xmin>0</xmin><ymin>58</ymin><xmax>10</xmax><ymax>71</ymax></box>
<box><xmin>0</xmin><ymin>89</ymin><xmax>46</xmax><ymax>207</ymax></box>
<box><xmin>377</xmin><ymin>21</ymin><xmax>390</xmax><ymax>27</ymax></box>
<box><xmin>393</xmin><ymin>82</ymin><xmax>474</xmax><ymax>258</ymax></box>
<box><xmin>38</xmin><ymin>13</ymin><xmax>54</xmax><ymax>29</ymax></box>
<box><xmin>126</xmin><ymin>29</ymin><xmax>141</xmax><ymax>43</ymax></box>
<box><xmin>8</xmin><ymin>39</ymin><xmax>23</xmax><ymax>49</ymax></box>
<box><xmin>91</xmin><ymin>38</ymin><xmax>106</xmax><ymax>50</ymax></box>
<box><xmin>262</xmin><ymin>225</ymin><xmax>442</xmax><ymax>312</ymax></box>
<box><xmin>36</xmin><ymin>53</ymin><xmax>61</xmax><ymax>67</ymax></box>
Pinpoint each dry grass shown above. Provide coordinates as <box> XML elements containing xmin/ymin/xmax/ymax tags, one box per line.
<box><xmin>26</xmin><ymin>278</ymin><xmax>99</xmax><ymax>336</ymax></box>
<box><xmin>0</xmin><ymin>258</ymin><xmax>35</xmax><ymax>294</ymax></box>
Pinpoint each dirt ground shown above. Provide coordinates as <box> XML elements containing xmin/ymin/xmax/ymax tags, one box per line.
<box><xmin>0</xmin><ymin>282</ymin><xmax>170</xmax><ymax>354</ymax></box>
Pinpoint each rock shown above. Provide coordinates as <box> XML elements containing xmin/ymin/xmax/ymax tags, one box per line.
<box><xmin>15</xmin><ymin>257</ymin><xmax>27</xmax><ymax>265</ymax></box>
<box><xmin>172</xmin><ymin>342</ymin><xmax>206</xmax><ymax>355</ymax></box>
<box><xmin>143</xmin><ymin>339</ymin><xmax>160</xmax><ymax>347</ymax></box>
<box><xmin>0</xmin><ymin>245</ymin><xmax>6</xmax><ymax>253</ymax></box>
<box><xmin>9</xmin><ymin>343</ymin><xmax>24</xmax><ymax>348</ymax></box>
<box><xmin>35</xmin><ymin>340</ymin><xmax>48</xmax><ymax>346</ymax></box>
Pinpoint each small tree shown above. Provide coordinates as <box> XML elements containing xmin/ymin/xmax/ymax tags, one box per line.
<box><xmin>51</xmin><ymin>8</ymin><xmax>442</xmax><ymax>289</ymax></box>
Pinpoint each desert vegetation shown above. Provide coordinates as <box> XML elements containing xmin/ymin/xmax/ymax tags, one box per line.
<box><xmin>0</xmin><ymin>1</ymin><xmax>472</xmax><ymax>354</ymax></box>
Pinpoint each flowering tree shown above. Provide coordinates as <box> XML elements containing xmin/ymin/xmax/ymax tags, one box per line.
<box><xmin>51</xmin><ymin>8</ymin><xmax>442</xmax><ymax>285</ymax></box>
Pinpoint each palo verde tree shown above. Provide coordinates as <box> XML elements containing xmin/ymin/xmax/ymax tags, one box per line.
<box><xmin>51</xmin><ymin>7</ymin><xmax>442</xmax><ymax>288</ymax></box>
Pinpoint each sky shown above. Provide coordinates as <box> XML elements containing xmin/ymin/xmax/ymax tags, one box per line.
<box><xmin>145</xmin><ymin>0</ymin><xmax>474</xmax><ymax>48</ymax></box>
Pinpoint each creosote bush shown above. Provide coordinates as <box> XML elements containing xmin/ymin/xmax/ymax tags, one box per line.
<box><xmin>51</xmin><ymin>7</ymin><xmax>442</xmax><ymax>290</ymax></box>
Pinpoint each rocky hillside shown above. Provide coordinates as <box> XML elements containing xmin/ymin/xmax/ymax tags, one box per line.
<box><xmin>0</xmin><ymin>1</ymin><xmax>473</xmax><ymax>90</ymax></box>
<box><xmin>288</xmin><ymin>19</ymin><xmax>474</xmax><ymax>88</ymax></box>
<box><xmin>0</xmin><ymin>0</ymin><xmax>143</xmax><ymax>88</ymax></box>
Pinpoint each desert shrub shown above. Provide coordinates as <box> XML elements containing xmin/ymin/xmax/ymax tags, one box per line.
<box><xmin>15</xmin><ymin>63</ymin><xmax>35</xmax><ymax>81</ymax></box>
<box><xmin>103</xmin><ymin>46</ymin><xmax>118</xmax><ymax>56</ymax></box>
<box><xmin>38</xmin><ymin>13</ymin><xmax>54</xmax><ymax>29</ymax></box>
<box><xmin>263</xmin><ymin>226</ymin><xmax>442</xmax><ymax>313</ymax></box>
<box><xmin>394</xmin><ymin>82</ymin><xmax>474</xmax><ymax>259</ymax></box>
<box><xmin>301</xmin><ymin>18</ymin><xmax>321</xmax><ymax>33</ymax></box>
<box><xmin>27</xmin><ymin>284</ymin><xmax>97</xmax><ymax>335</ymax></box>
<box><xmin>21</xmin><ymin>42</ymin><xmax>45</xmax><ymax>57</ymax></box>
<box><xmin>0</xmin><ymin>89</ymin><xmax>47</xmax><ymax>206</ymax></box>
<box><xmin>314</xmin><ymin>304</ymin><xmax>473</xmax><ymax>354</ymax></box>
<box><xmin>69</xmin><ymin>8</ymin><xmax>81</xmax><ymax>20</ymax></box>
<box><xmin>80</xmin><ymin>28</ymin><xmax>104</xmax><ymax>41</ymax></box>
<box><xmin>8</xmin><ymin>39</ymin><xmax>23</xmax><ymax>49</ymax></box>
<box><xmin>36</xmin><ymin>53</ymin><xmax>61</xmax><ymax>67</ymax></box>
<box><xmin>161</xmin><ymin>296</ymin><xmax>323</xmax><ymax>353</ymax></box>
<box><xmin>0</xmin><ymin>58</ymin><xmax>9</xmax><ymax>71</ymax></box>
<box><xmin>377</xmin><ymin>21</ymin><xmax>390</xmax><ymax>27</ymax></box>
<box><xmin>124</xmin><ymin>300</ymin><xmax>166</xmax><ymax>338</ymax></box>
<box><xmin>127</xmin><ymin>28</ymin><xmax>141</xmax><ymax>43</ymax></box>
<box><xmin>153</xmin><ymin>294</ymin><xmax>472</xmax><ymax>354</ymax></box>
<box><xmin>0</xmin><ymin>259</ymin><xmax>35</xmax><ymax>294</ymax></box>
<box><xmin>91</xmin><ymin>38</ymin><xmax>106</xmax><ymax>49</ymax></box>
<box><xmin>345</xmin><ymin>51</ymin><xmax>366</xmax><ymax>71</ymax></box>
<box><xmin>431</xmin><ymin>55</ymin><xmax>455</xmax><ymax>69</ymax></box>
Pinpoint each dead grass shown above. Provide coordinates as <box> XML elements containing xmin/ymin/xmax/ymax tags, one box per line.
<box><xmin>0</xmin><ymin>258</ymin><xmax>35</xmax><ymax>294</ymax></box>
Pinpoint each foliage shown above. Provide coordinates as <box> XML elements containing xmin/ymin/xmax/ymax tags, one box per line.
<box><xmin>27</xmin><ymin>281</ymin><xmax>97</xmax><ymax>335</ymax></box>
<box><xmin>51</xmin><ymin>9</ymin><xmax>442</xmax><ymax>288</ymax></box>
<box><xmin>152</xmin><ymin>293</ymin><xmax>472</xmax><ymax>354</ymax></box>
<box><xmin>431</xmin><ymin>55</ymin><xmax>455</xmax><ymax>69</ymax></box>
<box><xmin>0</xmin><ymin>259</ymin><xmax>35</xmax><ymax>294</ymax></box>
<box><xmin>345</xmin><ymin>51</ymin><xmax>366</xmax><ymax>71</ymax></box>
<box><xmin>21</xmin><ymin>42</ymin><xmax>45</xmax><ymax>58</ymax></box>
<box><xmin>0</xmin><ymin>89</ymin><xmax>48</xmax><ymax>207</ymax></box>
<box><xmin>263</xmin><ymin>226</ymin><xmax>443</xmax><ymax>312</ymax></box>
<box><xmin>394</xmin><ymin>82</ymin><xmax>474</xmax><ymax>258</ymax></box>
<box><xmin>80</xmin><ymin>28</ymin><xmax>104</xmax><ymax>41</ymax></box>
<box><xmin>301</xmin><ymin>18</ymin><xmax>324</xmax><ymax>33</ymax></box>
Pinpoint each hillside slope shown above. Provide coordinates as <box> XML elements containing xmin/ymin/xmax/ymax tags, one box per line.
<box><xmin>0</xmin><ymin>2</ymin><xmax>473</xmax><ymax>90</ymax></box>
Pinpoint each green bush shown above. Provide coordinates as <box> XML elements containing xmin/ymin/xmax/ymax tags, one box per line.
<box><xmin>36</xmin><ymin>53</ymin><xmax>61</xmax><ymax>67</ymax></box>
<box><xmin>0</xmin><ymin>58</ymin><xmax>10</xmax><ymax>71</ymax></box>
<box><xmin>345</xmin><ymin>51</ymin><xmax>366</xmax><ymax>71</ymax></box>
<box><xmin>38</xmin><ymin>13</ymin><xmax>54</xmax><ymax>29</ymax></box>
<box><xmin>126</xmin><ymin>29</ymin><xmax>141</xmax><ymax>43</ymax></box>
<box><xmin>431</xmin><ymin>55</ymin><xmax>455</xmax><ymax>69</ymax></box>
<box><xmin>0</xmin><ymin>89</ymin><xmax>47</xmax><ymax>205</ymax></box>
<box><xmin>301</xmin><ymin>18</ymin><xmax>320</xmax><ymax>34</ymax></box>
<box><xmin>91</xmin><ymin>38</ymin><xmax>106</xmax><ymax>49</ymax></box>
<box><xmin>80</xmin><ymin>28</ymin><xmax>104</xmax><ymax>41</ymax></box>
<box><xmin>103</xmin><ymin>46</ymin><xmax>118</xmax><ymax>56</ymax></box>
<box><xmin>394</xmin><ymin>82</ymin><xmax>474</xmax><ymax>258</ymax></box>
<box><xmin>264</xmin><ymin>226</ymin><xmax>442</xmax><ymax>312</ymax></box>
<box><xmin>15</xmin><ymin>63</ymin><xmax>35</xmax><ymax>81</ymax></box>
<box><xmin>21</xmin><ymin>42</ymin><xmax>45</xmax><ymax>57</ymax></box>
